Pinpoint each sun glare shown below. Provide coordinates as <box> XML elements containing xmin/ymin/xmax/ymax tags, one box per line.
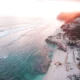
<box><xmin>0</xmin><ymin>0</ymin><xmax>80</xmax><ymax>20</ymax></box>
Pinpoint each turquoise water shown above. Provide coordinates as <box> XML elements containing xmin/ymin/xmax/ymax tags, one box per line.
<box><xmin>33</xmin><ymin>75</ymin><xmax>45</xmax><ymax>80</ymax></box>
<box><xmin>0</xmin><ymin>43</ymin><xmax>55</xmax><ymax>80</ymax></box>
<box><xmin>0</xmin><ymin>23</ymin><xmax>55</xmax><ymax>80</ymax></box>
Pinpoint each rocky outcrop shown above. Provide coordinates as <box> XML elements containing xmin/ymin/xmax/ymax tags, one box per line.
<box><xmin>46</xmin><ymin>17</ymin><xmax>80</xmax><ymax>51</ymax></box>
<box><xmin>45</xmin><ymin>33</ymin><xmax>67</xmax><ymax>52</ymax></box>
<box><xmin>45</xmin><ymin>17</ymin><xmax>80</xmax><ymax>80</ymax></box>
<box><xmin>61</xmin><ymin>18</ymin><xmax>80</xmax><ymax>46</ymax></box>
<box><xmin>46</xmin><ymin>17</ymin><xmax>80</xmax><ymax>63</ymax></box>
<box><xmin>34</xmin><ymin>53</ymin><xmax>51</xmax><ymax>74</ymax></box>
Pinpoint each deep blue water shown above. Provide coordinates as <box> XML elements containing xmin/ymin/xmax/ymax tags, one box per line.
<box><xmin>0</xmin><ymin>22</ymin><xmax>55</xmax><ymax>80</ymax></box>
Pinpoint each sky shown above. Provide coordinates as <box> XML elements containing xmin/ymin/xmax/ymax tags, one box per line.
<box><xmin>0</xmin><ymin>0</ymin><xmax>80</xmax><ymax>21</ymax></box>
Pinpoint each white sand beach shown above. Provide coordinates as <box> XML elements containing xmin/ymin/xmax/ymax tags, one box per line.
<box><xmin>44</xmin><ymin>46</ymin><xmax>80</xmax><ymax>80</ymax></box>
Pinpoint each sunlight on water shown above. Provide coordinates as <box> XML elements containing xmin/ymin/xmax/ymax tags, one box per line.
<box><xmin>0</xmin><ymin>19</ymin><xmax>57</xmax><ymax>80</ymax></box>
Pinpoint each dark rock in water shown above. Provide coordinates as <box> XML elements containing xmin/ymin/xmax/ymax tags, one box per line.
<box><xmin>34</xmin><ymin>54</ymin><xmax>51</xmax><ymax>74</ymax></box>
<box><xmin>30</xmin><ymin>47</ymin><xmax>52</xmax><ymax>74</ymax></box>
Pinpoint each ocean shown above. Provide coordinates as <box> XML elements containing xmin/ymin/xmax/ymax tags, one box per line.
<box><xmin>0</xmin><ymin>19</ymin><xmax>57</xmax><ymax>80</ymax></box>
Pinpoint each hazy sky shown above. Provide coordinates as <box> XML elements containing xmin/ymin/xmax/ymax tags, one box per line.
<box><xmin>0</xmin><ymin>0</ymin><xmax>80</xmax><ymax>20</ymax></box>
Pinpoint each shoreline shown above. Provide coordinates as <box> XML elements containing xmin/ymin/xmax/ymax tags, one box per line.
<box><xmin>44</xmin><ymin>46</ymin><xmax>80</xmax><ymax>80</ymax></box>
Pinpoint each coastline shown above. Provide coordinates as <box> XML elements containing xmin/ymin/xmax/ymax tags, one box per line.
<box><xmin>44</xmin><ymin>42</ymin><xmax>80</xmax><ymax>80</ymax></box>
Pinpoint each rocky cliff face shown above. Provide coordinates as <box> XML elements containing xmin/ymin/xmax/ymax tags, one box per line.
<box><xmin>46</xmin><ymin>18</ymin><xmax>80</xmax><ymax>50</ymax></box>
<box><xmin>61</xmin><ymin>18</ymin><xmax>80</xmax><ymax>46</ymax></box>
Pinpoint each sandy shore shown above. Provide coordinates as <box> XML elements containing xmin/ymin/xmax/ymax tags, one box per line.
<box><xmin>44</xmin><ymin>46</ymin><xmax>80</xmax><ymax>80</ymax></box>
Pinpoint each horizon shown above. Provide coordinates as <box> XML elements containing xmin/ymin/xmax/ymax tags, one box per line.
<box><xmin>0</xmin><ymin>0</ymin><xmax>80</xmax><ymax>21</ymax></box>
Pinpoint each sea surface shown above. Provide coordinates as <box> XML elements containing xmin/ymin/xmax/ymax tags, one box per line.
<box><xmin>0</xmin><ymin>19</ymin><xmax>59</xmax><ymax>80</ymax></box>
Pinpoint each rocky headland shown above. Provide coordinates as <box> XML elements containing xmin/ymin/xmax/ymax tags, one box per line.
<box><xmin>44</xmin><ymin>18</ymin><xmax>80</xmax><ymax>80</ymax></box>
